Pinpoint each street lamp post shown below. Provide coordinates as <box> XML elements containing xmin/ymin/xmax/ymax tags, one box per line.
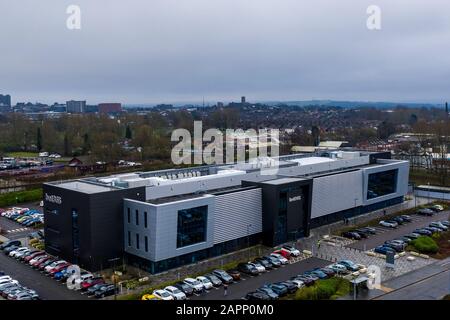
<box><xmin>246</xmin><ymin>224</ymin><xmax>252</xmax><ymax>261</ymax></box>
<box><xmin>108</xmin><ymin>257</ymin><xmax>120</xmax><ymax>300</ymax></box>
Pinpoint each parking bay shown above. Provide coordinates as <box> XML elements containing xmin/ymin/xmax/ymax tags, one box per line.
<box><xmin>190</xmin><ymin>257</ymin><xmax>330</xmax><ymax>300</ymax></box>
<box><xmin>346</xmin><ymin>210</ymin><xmax>449</xmax><ymax>251</ymax></box>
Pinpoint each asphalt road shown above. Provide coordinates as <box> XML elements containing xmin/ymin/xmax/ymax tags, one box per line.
<box><xmin>190</xmin><ymin>257</ymin><xmax>330</xmax><ymax>300</ymax></box>
<box><xmin>374</xmin><ymin>268</ymin><xmax>450</xmax><ymax>300</ymax></box>
<box><xmin>347</xmin><ymin>210</ymin><xmax>450</xmax><ymax>251</ymax></box>
<box><xmin>0</xmin><ymin>250</ymin><xmax>89</xmax><ymax>300</ymax></box>
<box><xmin>0</xmin><ymin>202</ymin><xmax>43</xmax><ymax>240</ymax></box>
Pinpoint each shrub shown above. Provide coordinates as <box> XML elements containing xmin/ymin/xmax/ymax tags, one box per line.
<box><xmin>0</xmin><ymin>189</ymin><xmax>43</xmax><ymax>207</ymax></box>
<box><xmin>411</xmin><ymin>236</ymin><xmax>439</xmax><ymax>254</ymax></box>
<box><xmin>294</xmin><ymin>278</ymin><xmax>350</xmax><ymax>300</ymax></box>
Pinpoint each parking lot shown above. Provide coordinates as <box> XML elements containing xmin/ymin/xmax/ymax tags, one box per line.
<box><xmin>190</xmin><ymin>257</ymin><xmax>330</xmax><ymax>300</ymax></box>
<box><xmin>0</xmin><ymin>247</ymin><xmax>89</xmax><ymax>300</ymax></box>
<box><xmin>0</xmin><ymin>203</ymin><xmax>43</xmax><ymax>240</ymax></box>
<box><xmin>347</xmin><ymin>210</ymin><xmax>450</xmax><ymax>251</ymax></box>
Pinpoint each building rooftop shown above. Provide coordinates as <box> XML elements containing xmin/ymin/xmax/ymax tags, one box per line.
<box><xmin>55</xmin><ymin>181</ymin><xmax>117</xmax><ymax>194</ymax></box>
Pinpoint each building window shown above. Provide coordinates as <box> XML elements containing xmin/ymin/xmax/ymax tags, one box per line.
<box><xmin>177</xmin><ymin>206</ymin><xmax>208</xmax><ymax>248</ymax></box>
<box><xmin>128</xmin><ymin>231</ymin><xmax>131</xmax><ymax>247</ymax></box>
<box><xmin>367</xmin><ymin>169</ymin><xmax>398</xmax><ymax>200</ymax></box>
<box><xmin>127</xmin><ymin>208</ymin><xmax>130</xmax><ymax>223</ymax></box>
<box><xmin>144</xmin><ymin>211</ymin><xmax>148</xmax><ymax>228</ymax></box>
<box><xmin>135</xmin><ymin>209</ymin><xmax>139</xmax><ymax>226</ymax></box>
<box><xmin>136</xmin><ymin>233</ymin><xmax>140</xmax><ymax>250</ymax></box>
<box><xmin>71</xmin><ymin>209</ymin><xmax>80</xmax><ymax>254</ymax></box>
<box><xmin>145</xmin><ymin>236</ymin><xmax>148</xmax><ymax>252</ymax></box>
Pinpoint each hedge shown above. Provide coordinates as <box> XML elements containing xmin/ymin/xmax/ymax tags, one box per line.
<box><xmin>410</xmin><ymin>236</ymin><xmax>439</xmax><ymax>254</ymax></box>
<box><xmin>294</xmin><ymin>278</ymin><xmax>350</xmax><ymax>300</ymax></box>
<box><xmin>0</xmin><ymin>189</ymin><xmax>43</xmax><ymax>207</ymax></box>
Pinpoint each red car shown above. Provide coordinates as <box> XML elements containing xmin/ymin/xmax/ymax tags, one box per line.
<box><xmin>48</xmin><ymin>263</ymin><xmax>71</xmax><ymax>276</ymax></box>
<box><xmin>273</xmin><ymin>250</ymin><xmax>291</xmax><ymax>259</ymax></box>
<box><xmin>24</xmin><ymin>251</ymin><xmax>46</xmax><ymax>263</ymax></box>
<box><xmin>81</xmin><ymin>277</ymin><xmax>105</xmax><ymax>291</ymax></box>
<box><xmin>30</xmin><ymin>255</ymin><xmax>50</xmax><ymax>267</ymax></box>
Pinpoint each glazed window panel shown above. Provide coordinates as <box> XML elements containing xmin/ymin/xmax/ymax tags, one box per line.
<box><xmin>367</xmin><ymin>169</ymin><xmax>398</xmax><ymax>200</ymax></box>
<box><xmin>176</xmin><ymin>206</ymin><xmax>208</xmax><ymax>248</ymax></box>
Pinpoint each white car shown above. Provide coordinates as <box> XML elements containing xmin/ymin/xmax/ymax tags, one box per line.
<box><xmin>281</xmin><ymin>245</ymin><xmax>301</xmax><ymax>257</ymax></box>
<box><xmin>73</xmin><ymin>272</ymin><xmax>94</xmax><ymax>288</ymax></box>
<box><xmin>290</xmin><ymin>279</ymin><xmax>305</xmax><ymax>288</ymax></box>
<box><xmin>379</xmin><ymin>220</ymin><xmax>398</xmax><ymax>228</ymax></box>
<box><xmin>152</xmin><ymin>289</ymin><xmax>174</xmax><ymax>300</ymax></box>
<box><xmin>183</xmin><ymin>278</ymin><xmax>204</xmax><ymax>293</ymax></box>
<box><xmin>270</xmin><ymin>253</ymin><xmax>289</xmax><ymax>264</ymax></box>
<box><xmin>328</xmin><ymin>263</ymin><xmax>348</xmax><ymax>274</ymax></box>
<box><xmin>164</xmin><ymin>286</ymin><xmax>187</xmax><ymax>300</ymax></box>
<box><xmin>14</xmin><ymin>249</ymin><xmax>32</xmax><ymax>259</ymax></box>
<box><xmin>196</xmin><ymin>276</ymin><xmax>213</xmax><ymax>290</ymax></box>
<box><xmin>44</xmin><ymin>260</ymin><xmax>67</xmax><ymax>273</ymax></box>
<box><xmin>9</xmin><ymin>247</ymin><xmax>29</xmax><ymax>258</ymax></box>
<box><xmin>248</xmin><ymin>262</ymin><xmax>266</xmax><ymax>273</ymax></box>
<box><xmin>0</xmin><ymin>279</ymin><xmax>19</xmax><ymax>286</ymax></box>
<box><xmin>432</xmin><ymin>204</ymin><xmax>444</xmax><ymax>212</ymax></box>
<box><xmin>0</xmin><ymin>275</ymin><xmax>14</xmax><ymax>282</ymax></box>
<box><xmin>29</xmin><ymin>255</ymin><xmax>48</xmax><ymax>265</ymax></box>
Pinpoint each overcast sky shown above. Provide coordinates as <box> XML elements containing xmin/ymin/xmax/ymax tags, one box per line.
<box><xmin>1</xmin><ymin>0</ymin><xmax>450</xmax><ymax>105</ymax></box>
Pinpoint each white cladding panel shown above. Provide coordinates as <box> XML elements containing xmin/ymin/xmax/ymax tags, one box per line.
<box><xmin>311</xmin><ymin>171</ymin><xmax>364</xmax><ymax>218</ymax></box>
<box><xmin>213</xmin><ymin>188</ymin><xmax>263</xmax><ymax>244</ymax></box>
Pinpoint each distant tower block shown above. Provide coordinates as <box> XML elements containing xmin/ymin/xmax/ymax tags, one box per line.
<box><xmin>241</xmin><ymin>96</ymin><xmax>246</xmax><ymax>104</ymax></box>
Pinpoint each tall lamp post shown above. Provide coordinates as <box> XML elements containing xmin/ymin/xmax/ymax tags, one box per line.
<box><xmin>108</xmin><ymin>257</ymin><xmax>120</xmax><ymax>300</ymax></box>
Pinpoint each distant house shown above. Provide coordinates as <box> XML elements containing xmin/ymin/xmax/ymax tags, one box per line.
<box><xmin>68</xmin><ymin>157</ymin><xmax>83</xmax><ymax>167</ymax></box>
<box><xmin>68</xmin><ymin>156</ymin><xmax>106</xmax><ymax>174</ymax></box>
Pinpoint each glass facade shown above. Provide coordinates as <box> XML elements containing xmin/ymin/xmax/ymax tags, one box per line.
<box><xmin>127</xmin><ymin>233</ymin><xmax>261</xmax><ymax>274</ymax></box>
<box><xmin>127</xmin><ymin>208</ymin><xmax>130</xmax><ymax>223</ymax></box>
<box><xmin>367</xmin><ymin>169</ymin><xmax>398</xmax><ymax>199</ymax></box>
<box><xmin>177</xmin><ymin>206</ymin><xmax>208</xmax><ymax>248</ymax></box>
<box><xmin>144</xmin><ymin>211</ymin><xmax>148</xmax><ymax>228</ymax></box>
<box><xmin>71</xmin><ymin>208</ymin><xmax>80</xmax><ymax>263</ymax></box>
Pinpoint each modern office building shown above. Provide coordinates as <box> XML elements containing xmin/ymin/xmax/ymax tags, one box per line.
<box><xmin>98</xmin><ymin>103</ymin><xmax>122</xmax><ymax>114</ymax></box>
<box><xmin>43</xmin><ymin>150</ymin><xmax>409</xmax><ymax>273</ymax></box>
<box><xmin>66</xmin><ymin>100</ymin><xmax>86</xmax><ymax>113</ymax></box>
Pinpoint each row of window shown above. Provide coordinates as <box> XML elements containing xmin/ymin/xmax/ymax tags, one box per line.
<box><xmin>127</xmin><ymin>208</ymin><xmax>148</xmax><ymax>228</ymax></box>
<box><xmin>127</xmin><ymin>231</ymin><xmax>149</xmax><ymax>252</ymax></box>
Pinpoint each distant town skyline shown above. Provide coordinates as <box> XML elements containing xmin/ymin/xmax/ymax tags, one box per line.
<box><xmin>1</xmin><ymin>1</ymin><xmax>450</xmax><ymax>104</ymax></box>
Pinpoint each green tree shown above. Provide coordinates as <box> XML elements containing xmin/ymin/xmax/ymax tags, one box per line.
<box><xmin>36</xmin><ymin>127</ymin><xmax>42</xmax><ymax>152</ymax></box>
<box><xmin>125</xmin><ymin>125</ymin><xmax>133</xmax><ymax>140</ymax></box>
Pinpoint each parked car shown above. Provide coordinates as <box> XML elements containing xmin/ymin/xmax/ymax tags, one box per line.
<box><xmin>384</xmin><ymin>240</ymin><xmax>405</xmax><ymax>252</ymax></box>
<box><xmin>24</xmin><ymin>251</ymin><xmax>45</xmax><ymax>263</ymax></box>
<box><xmin>399</xmin><ymin>215</ymin><xmax>412</xmax><ymax>222</ymax></box>
<box><xmin>152</xmin><ymin>289</ymin><xmax>174</xmax><ymax>300</ymax></box>
<box><xmin>318</xmin><ymin>267</ymin><xmax>336</xmax><ymax>277</ymax></box>
<box><xmin>254</xmin><ymin>257</ymin><xmax>273</xmax><ymax>270</ymax></box>
<box><xmin>424</xmin><ymin>226</ymin><xmax>442</xmax><ymax>233</ymax></box>
<box><xmin>404</xmin><ymin>233</ymin><xmax>420</xmax><ymax>240</ymax></box>
<box><xmin>174</xmin><ymin>282</ymin><xmax>194</xmax><ymax>296</ymax></box>
<box><xmin>256</xmin><ymin>287</ymin><xmax>279</xmax><ymax>300</ymax></box>
<box><xmin>415</xmin><ymin>228</ymin><xmax>433</xmax><ymax>236</ymax></box>
<box><xmin>164</xmin><ymin>286</ymin><xmax>187</xmax><ymax>300</ymax></box>
<box><xmin>289</xmin><ymin>278</ymin><xmax>305</xmax><ymax>288</ymax></box>
<box><xmin>196</xmin><ymin>276</ymin><xmax>213</xmax><ymax>290</ymax></box>
<box><xmin>374</xmin><ymin>245</ymin><xmax>396</xmax><ymax>255</ymax></box>
<box><xmin>353</xmin><ymin>229</ymin><xmax>371</xmax><ymax>237</ymax></box>
<box><xmin>204</xmin><ymin>274</ymin><xmax>222</xmax><ymax>287</ymax></box>
<box><xmin>80</xmin><ymin>277</ymin><xmax>105</xmax><ymax>291</ymax></box>
<box><xmin>278</xmin><ymin>281</ymin><xmax>298</xmax><ymax>294</ymax></box>
<box><xmin>281</xmin><ymin>245</ymin><xmax>301</xmax><ymax>257</ymax></box>
<box><xmin>245</xmin><ymin>291</ymin><xmax>271</xmax><ymax>300</ymax></box>
<box><xmin>417</xmin><ymin>208</ymin><xmax>434</xmax><ymax>216</ymax></box>
<box><xmin>0</xmin><ymin>240</ymin><xmax>21</xmax><ymax>251</ymax></box>
<box><xmin>430</xmin><ymin>222</ymin><xmax>448</xmax><ymax>231</ymax></box>
<box><xmin>237</xmin><ymin>263</ymin><xmax>259</xmax><ymax>276</ymax></box>
<box><xmin>248</xmin><ymin>262</ymin><xmax>266</xmax><ymax>273</ymax></box>
<box><xmin>305</xmin><ymin>269</ymin><xmax>328</xmax><ymax>279</ymax></box>
<box><xmin>262</xmin><ymin>255</ymin><xmax>281</xmax><ymax>267</ymax></box>
<box><xmin>379</xmin><ymin>220</ymin><xmax>398</xmax><ymax>228</ymax></box>
<box><xmin>270</xmin><ymin>253</ymin><xmax>289</xmax><ymax>264</ymax></box>
<box><xmin>183</xmin><ymin>278</ymin><xmax>204</xmax><ymax>294</ymax></box>
<box><xmin>272</xmin><ymin>249</ymin><xmax>291</xmax><ymax>259</ymax></box>
<box><xmin>328</xmin><ymin>263</ymin><xmax>346</xmax><ymax>273</ymax></box>
<box><xmin>212</xmin><ymin>269</ymin><xmax>234</xmax><ymax>284</ymax></box>
<box><xmin>226</xmin><ymin>269</ymin><xmax>241</xmax><ymax>281</ymax></box>
<box><xmin>440</xmin><ymin>220</ymin><xmax>450</xmax><ymax>227</ymax></box>
<box><xmin>338</xmin><ymin>260</ymin><xmax>360</xmax><ymax>272</ymax></box>
<box><xmin>430</xmin><ymin>204</ymin><xmax>444</xmax><ymax>212</ymax></box>
<box><xmin>86</xmin><ymin>283</ymin><xmax>109</xmax><ymax>296</ymax></box>
<box><xmin>44</xmin><ymin>260</ymin><xmax>67</xmax><ymax>273</ymax></box>
<box><xmin>266</xmin><ymin>283</ymin><xmax>288</xmax><ymax>296</ymax></box>
<box><xmin>360</xmin><ymin>227</ymin><xmax>377</xmax><ymax>234</ymax></box>
<box><xmin>342</xmin><ymin>231</ymin><xmax>362</xmax><ymax>240</ymax></box>
<box><xmin>391</xmin><ymin>216</ymin><xmax>405</xmax><ymax>225</ymax></box>
<box><xmin>397</xmin><ymin>236</ymin><xmax>412</xmax><ymax>244</ymax></box>
<box><xmin>291</xmin><ymin>275</ymin><xmax>314</xmax><ymax>286</ymax></box>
